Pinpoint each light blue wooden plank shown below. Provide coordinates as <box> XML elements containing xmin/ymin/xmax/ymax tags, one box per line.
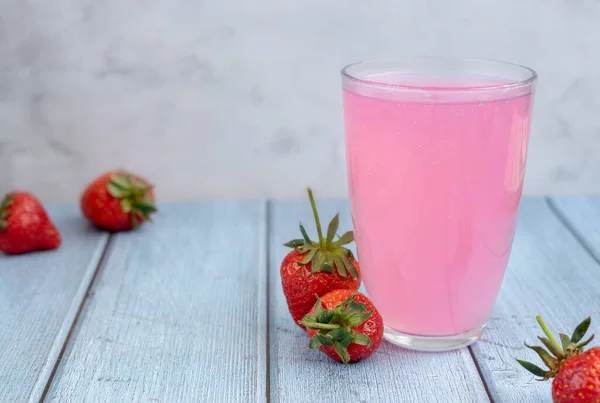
<box><xmin>471</xmin><ymin>198</ymin><xmax>600</xmax><ymax>402</ymax></box>
<box><xmin>0</xmin><ymin>204</ymin><xmax>109</xmax><ymax>403</ymax></box>
<box><xmin>548</xmin><ymin>196</ymin><xmax>600</xmax><ymax>263</ymax></box>
<box><xmin>46</xmin><ymin>201</ymin><xmax>267</xmax><ymax>403</ymax></box>
<box><xmin>269</xmin><ymin>199</ymin><xmax>490</xmax><ymax>403</ymax></box>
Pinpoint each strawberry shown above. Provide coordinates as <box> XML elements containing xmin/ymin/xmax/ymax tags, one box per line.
<box><xmin>0</xmin><ymin>192</ymin><xmax>61</xmax><ymax>255</ymax></box>
<box><xmin>517</xmin><ymin>316</ymin><xmax>600</xmax><ymax>403</ymax></box>
<box><xmin>281</xmin><ymin>188</ymin><xmax>361</xmax><ymax>327</ymax></box>
<box><xmin>80</xmin><ymin>170</ymin><xmax>157</xmax><ymax>232</ymax></box>
<box><xmin>300</xmin><ymin>289</ymin><xmax>384</xmax><ymax>364</ymax></box>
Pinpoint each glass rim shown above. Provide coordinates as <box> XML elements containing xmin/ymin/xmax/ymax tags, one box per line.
<box><xmin>341</xmin><ymin>57</ymin><xmax>537</xmax><ymax>92</ymax></box>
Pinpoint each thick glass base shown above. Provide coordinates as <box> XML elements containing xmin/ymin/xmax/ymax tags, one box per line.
<box><xmin>383</xmin><ymin>323</ymin><xmax>487</xmax><ymax>352</ymax></box>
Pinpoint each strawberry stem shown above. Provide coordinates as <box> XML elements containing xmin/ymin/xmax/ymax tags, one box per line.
<box><xmin>283</xmin><ymin>188</ymin><xmax>358</xmax><ymax>279</ymax></box>
<box><xmin>307</xmin><ymin>188</ymin><xmax>325</xmax><ymax>248</ymax></box>
<box><xmin>299</xmin><ymin>321</ymin><xmax>341</xmax><ymax>331</ymax></box>
<box><xmin>537</xmin><ymin>316</ymin><xmax>563</xmax><ymax>356</ymax></box>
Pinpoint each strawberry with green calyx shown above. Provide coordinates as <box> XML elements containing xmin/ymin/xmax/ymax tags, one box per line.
<box><xmin>284</xmin><ymin>188</ymin><xmax>359</xmax><ymax>279</ymax></box>
<box><xmin>300</xmin><ymin>289</ymin><xmax>383</xmax><ymax>365</ymax></box>
<box><xmin>281</xmin><ymin>188</ymin><xmax>361</xmax><ymax>327</ymax></box>
<box><xmin>0</xmin><ymin>192</ymin><xmax>61</xmax><ymax>255</ymax></box>
<box><xmin>80</xmin><ymin>170</ymin><xmax>157</xmax><ymax>232</ymax></box>
<box><xmin>517</xmin><ymin>316</ymin><xmax>600</xmax><ymax>403</ymax></box>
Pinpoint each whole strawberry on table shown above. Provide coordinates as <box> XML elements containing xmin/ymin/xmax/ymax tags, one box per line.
<box><xmin>0</xmin><ymin>191</ymin><xmax>61</xmax><ymax>255</ymax></box>
<box><xmin>80</xmin><ymin>170</ymin><xmax>157</xmax><ymax>232</ymax></box>
<box><xmin>280</xmin><ymin>188</ymin><xmax>361</xmax><ymax>327</ymax></box>
<box><xmin>300</xmin><ymin>289</ymin><xmax>384</xmax><ymax>365</ymax></box>
<box><xmin>517</xmin><ymin>315</ymin><xmax>599</xmax><ymax>403</ymax></box>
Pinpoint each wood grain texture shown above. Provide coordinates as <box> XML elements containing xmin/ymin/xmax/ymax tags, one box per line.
<box><xmin>269</xmin><ymin>199</ymin><xmax>490</xmax><ymax>403</ymax></box>
<box><xmin>548</xmin><ymin>196</ymin><xmax>600</xmax><ymax>263</ymax></box>
<box><xmin>45</xmin><ymin>201</ymin><xmax>267</xmax><ymax>403</ymax></box>
<box><xmin>0</xmin><ymin>204</ymin><xmax>108</xmax><ymax>403</ymax></box>
<box><xmin>470</xmin><ymin>198</ymin><xmax>600</xmax><ymax>402</ymax></box>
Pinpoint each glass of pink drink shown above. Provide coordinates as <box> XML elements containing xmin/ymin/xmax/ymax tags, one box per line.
<box><xmin>341</xmin><ymin>58</ymin><xmax>537</xmax><ymax>351</ymax></box>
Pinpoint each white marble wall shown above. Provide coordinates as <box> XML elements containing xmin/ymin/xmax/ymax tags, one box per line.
<box><xmin>1</xmin><ymin>0</ymin><xmax>599</xmax><ymax>201</ymax></box>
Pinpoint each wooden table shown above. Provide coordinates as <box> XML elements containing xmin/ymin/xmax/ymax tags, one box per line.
<box><xmin>2</xmin><ymin>197</ymin><xmax>600</xmax><ymax>403</ymax></box>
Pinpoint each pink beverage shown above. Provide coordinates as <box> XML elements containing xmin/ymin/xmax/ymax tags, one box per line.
<box><xmin>341</xmin><ymin>58</ymin><xmax>536</xmax><ymax>351</ymax></box>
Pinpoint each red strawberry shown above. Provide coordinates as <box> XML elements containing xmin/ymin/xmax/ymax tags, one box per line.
<box><xmin>0</xmin><ymin>192</ymin><xmax>61</xmax><ymax>255</ymax></box>
<box><xmin>281</xmin><ymin>188</ymin><xmax>361</xmax><ymax>327</ymax></box>
<box><xmin>517</xmin><ymin>316</ymin><xmax>600</xmax><ymax>403</ymax></box>
<box><xmin>300</xmin><ymin>289</ymin><xmax>384</xmax><ymax>364</ymax></box>
<box><xmin>80</xmin><ymin>170</ymin><xmax>157</xmax><ymax>232</ymax></box>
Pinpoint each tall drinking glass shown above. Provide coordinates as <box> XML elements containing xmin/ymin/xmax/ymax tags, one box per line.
<box><xmin>341</xmin><ymin>58</ymin><xmax>537</xmax><ymax>351</ymax></box>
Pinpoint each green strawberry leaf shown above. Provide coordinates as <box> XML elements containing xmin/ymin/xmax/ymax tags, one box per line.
<box><xmin>301</xmin><ymin>249</ymin><xmax>317</xmax><ymax>266</ymax></box>
<box><xmin>571</xmin><ymin>317</ymin><xmax>591</xmax><ymax>344</ymax></box>
<box><xmin>318</xmin><ymin>310</ymin><xmax>334</xmax><ymax>324</ymax></box>
<box><xmin>333</xmin><ymin>340</ymin><xmax>350</xmax><ymax>365</ymax></box>
<box><xmin>326</xmin><ymin>213</ymin><xmax>340</xmax><ymax>246</ymax></box>
<box><xmin>516</xmin><ymin>359</ymin><xmax>547</xmax><ymax>378</ymax></box>
<box><xmin>311</xmin><ymin>252</ymin><xmax>326</xmax><ymax>273</ymax></box>
<box><xmin>340</xmin><ymin>253</ymin><xmax>359</xmax><ymax>280</ymax></box>
<box><xmin>107</xmin><ymin>183</ymin><xmax>126</xmax><ymax>198</ymax></box>
<box><xmin>316</xmin><ymin>334</ymin><xmax>333</xmax><ymax>346</ymax></box>
<box><xmin>333</xmin><ymin>256</ymin><xmax>347</xmax><ymax>278</ymax></box>
<box><xmin>309</xmin><ymin>336</ymin><xmax>322</xmax><ymax>349</ymax></box>
<box><xmin>283</xmin><ymin>239</ymin><xmax>305</xmax><ymax>248</ymax></box>
<box><xmin>345</xmin><ymin>300</ymin><xmax>368</xmax><ymax>316</ymax></box>
<box><xmin>524</xmin><ymin>343</ymin><xmax>558</xmax><ymax>370</ymax></box>
<box><xmin>120</xmin><ymin>199</ymin><xmax>133</xmax><ymax>213</ymax></box>
<box><xmin>110</xmin><ymin>174</ymin><xmax>132</xmax><ymax>189</ymax></box>
<box><xmin>299</xmin><ymin>223</ymin><xmax>313</xmax><ymax>246</ymax></box>
<box><xmin>576</xmin><ymin>334</ymin><xmax>595</xmax><ymax>350</ymax></box>
<box><xmin>352</xmin><ymin>332</ymin><xmax>372</xmax><ymax>346</ymax></box>
<box><xmin>330</xmin><ymin>327</ymin><xmax>351</xmax><ymax>342</ymax></box>
<box><xmin>538</xmin><ymin>337</ymin><xmax>563</xmax><ymax>359</ymax></box>
<box><xmin>335</xmin><ymin>231</ymin><xmax>354</xmax><ymax>246</ymax></box>
<box><xmin>559</xmin><ymin>333</ymin><xmax>571</xmax><ymax>352</ymax></box>
<box><xmin>347</xmin><ymin>311</ymin><xmax>373</xmax><ymax>328</ymax></box>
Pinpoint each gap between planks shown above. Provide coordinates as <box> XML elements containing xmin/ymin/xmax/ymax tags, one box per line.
<box><xmin>468</xmin><ymin>346</ymin><xmax>495</xmax><ymax>403</ymax></box>
<box><xmin>545</xmin><ymin>197</ymin><xmax>600</xmax><ymax>267</ymax></box>
<box><xmin>37</xmin><ymin>234</ymin><xmax>115</xmax><ymax>403</ymax></box>
<box><xmin>265</xmin><ymin>200</ymin><xmax>272</xmax><ymax>403</ymax></box>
